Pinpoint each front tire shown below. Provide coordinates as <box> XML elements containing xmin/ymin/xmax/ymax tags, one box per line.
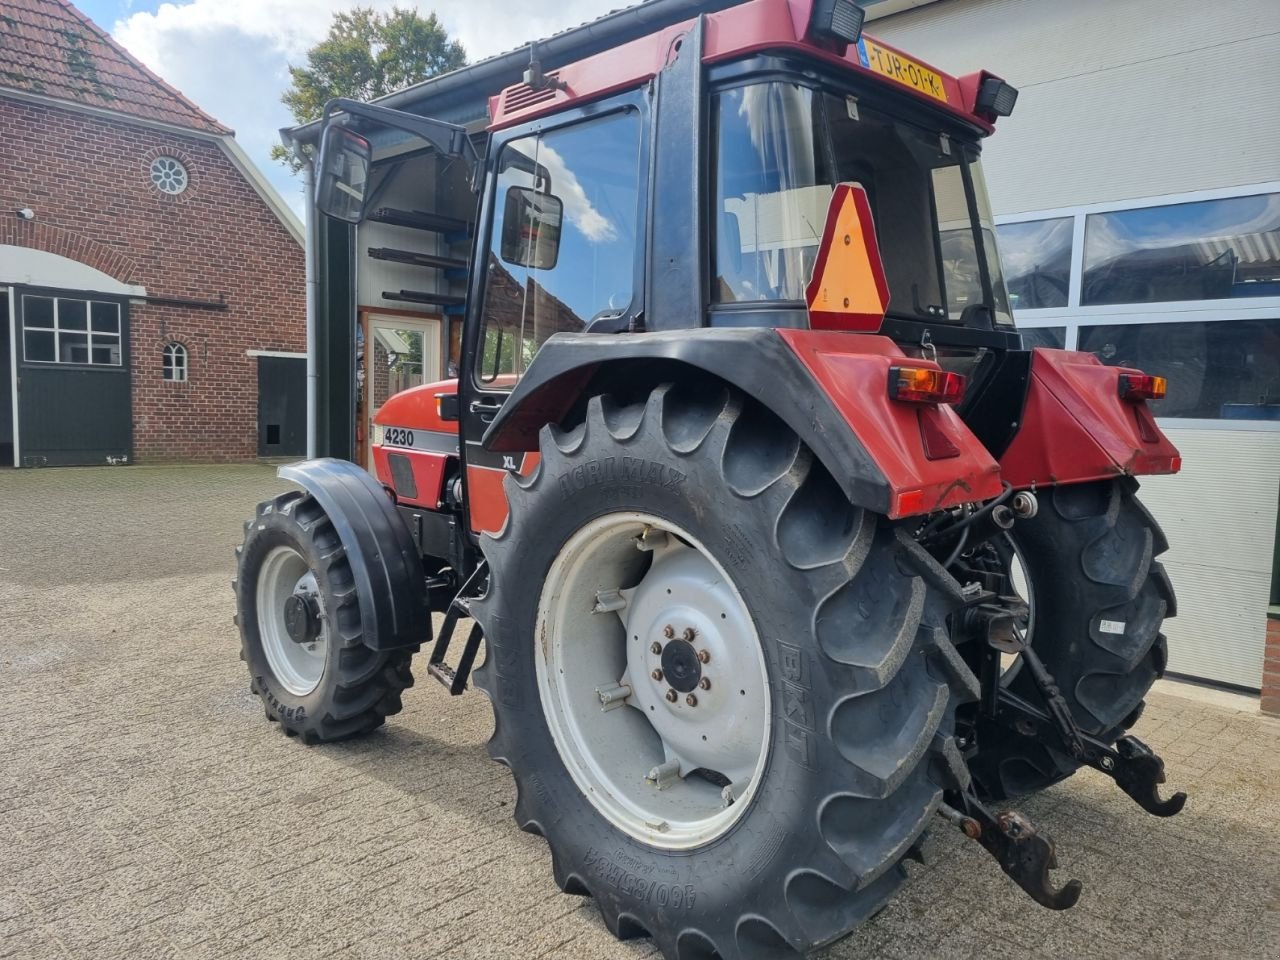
<box><xmin>472</xmin><ymin>384</ymin><xmax>977</xmax><ymax>958</ymax></box>
<box><xmin>235</xmin><ymin>491</ymin><xmax>414</xmax><ymax>743</ymax></box>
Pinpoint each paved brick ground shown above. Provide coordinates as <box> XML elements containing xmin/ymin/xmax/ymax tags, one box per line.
<box><xmin>1</xmin><ymin>465</ymin><xmax>1278</xmax><ymax>959</ymax></box>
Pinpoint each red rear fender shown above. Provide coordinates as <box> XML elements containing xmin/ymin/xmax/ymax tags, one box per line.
<box><xmin>484</xmin><ymin>328</ymin><xmax>1003</xmax><ymax>520</ymax></box>
<box><xmin>777</xmin><ymin>330</ymin><xmax>1003</xmax><ymax>515</ymax></box>
<box><xmin>1000</xmin><ymin>348</ymin><xmax>1181</xmax><ymax>487</ymax></box>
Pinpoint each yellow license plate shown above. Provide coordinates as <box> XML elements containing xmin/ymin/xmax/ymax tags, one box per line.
<box><xmin>857</xmin><ymin>39</ymin><xmax>948</xmax><ymax>104</ymax></box>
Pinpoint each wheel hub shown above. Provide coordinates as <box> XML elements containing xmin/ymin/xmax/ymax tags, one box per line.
<box><xmin>534</xmin><ymin>513</ymin><xmax>771</xmax><ymax>850</ymax></box>
<box><xmin>622</xmin><ymin>543</ymin><xmax>765</xmax><ymax>789</ymax></box>
<box><xmin>256</xmin><ymin>547</ymin><xmax>328</xmax><ymax>697</ymax></box>
<box><xmin>284</xmin><ymin>592</ymin><xmax>322</xmax><ymax>645</ymax></box>
<box><xmin>658</xmin><ymin>634</ymin><xmax>702</xmax><ymax>693</ymax></box>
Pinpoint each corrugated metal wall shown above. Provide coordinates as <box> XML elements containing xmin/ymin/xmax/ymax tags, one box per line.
<box><xmin>1139</xmin><ymin>430</ymin><xmax>1279</xmax><ymax>688</ymax></box>
<box><xmin>871</xmin><ymin>0</ymin><xmax>1280</xmax><ymax>214</ymax></box>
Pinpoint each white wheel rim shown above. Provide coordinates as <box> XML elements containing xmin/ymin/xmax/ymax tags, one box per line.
<box><xmin>1002</xmin><ymin>534</ymin><xmax>1034</xmax><ymax>678</ymax></box>
<box><xmin>535</xmin><ymin>512</ymin><xmax>771</xmax><ymax>850</ymax></box>
<box><xmin>256</xmin><ymin>545</ymin><xmax>328</xmax><ymax>696</ymax></box>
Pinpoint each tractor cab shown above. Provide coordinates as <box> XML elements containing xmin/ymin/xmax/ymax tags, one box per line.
<box><xmin>311</xmin><ymin>0</ymin><xmax>1020</xmax><ymax>360</ymax></box>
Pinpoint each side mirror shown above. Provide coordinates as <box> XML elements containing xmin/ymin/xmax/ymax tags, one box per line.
<box><xmin>501</xmin><ymin>186</ymin><xmax>563</xmax><ymax>270</ymax></box>
<box><xmin>315</xmin><ymin>125</ymin><xmax>371</xmax><ymax>223</ymax></box>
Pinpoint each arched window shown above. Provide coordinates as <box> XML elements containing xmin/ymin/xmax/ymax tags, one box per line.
<box><xmin>163</xmin><ymin>342</ymin><xmax>188</xmax><ymax>382</ymax></box>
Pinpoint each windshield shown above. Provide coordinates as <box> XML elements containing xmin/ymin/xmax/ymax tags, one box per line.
<box><xmin>711</xmin><ymin>81</ymin><xmax>1012</xmax><ymax>326</ymax></box>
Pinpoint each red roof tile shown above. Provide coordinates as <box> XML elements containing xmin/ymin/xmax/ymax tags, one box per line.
<box><xmin>0</xmin><ymin>0</ymin><xmax>231</xmax><ymax>134</ymax></box>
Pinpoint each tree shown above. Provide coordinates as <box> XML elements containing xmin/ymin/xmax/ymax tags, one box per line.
<box><xmin>271</xmin><ymin>7</ymin><xmax>467</xmax><ymax>171</ymax></box>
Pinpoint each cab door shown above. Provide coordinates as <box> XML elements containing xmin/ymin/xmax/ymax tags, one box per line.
<box><xmin>459</xmin><ymin>96</ymin><xmax>649</xmax><ymax>534</ymax></box>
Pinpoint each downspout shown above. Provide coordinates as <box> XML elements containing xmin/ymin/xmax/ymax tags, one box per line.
<box><xmin>7</xmin><ymin>285</ymin><xmax>17</xmax><ymax>468</ymax></box>
<box><xmin>289</xmin><ymin>136</ymin><xmax>319</xmax><ymax>460</ymax></box>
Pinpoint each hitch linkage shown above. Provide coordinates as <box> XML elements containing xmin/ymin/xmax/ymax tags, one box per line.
<box><xmin>938</xmin><ymin>795</ymin><xmax>1082</xmax><ymax>910</ymax></box>
<box><xmin>967</xmin><ymin>590</ymin><xmax>1187</xmax><ymax>818</ymax></box>
<box><xmin>997</xmin><ymin>686</ymin><xmax>1187</xmax><ymax>817</ymax></box>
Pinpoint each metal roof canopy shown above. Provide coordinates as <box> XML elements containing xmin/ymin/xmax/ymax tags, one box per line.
<box><xmin>282</xmin><ymin>0</ymin><xmax>752</xmax><ymax>148</ymax></box>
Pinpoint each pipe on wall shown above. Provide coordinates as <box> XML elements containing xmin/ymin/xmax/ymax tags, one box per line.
<box><xmin>299</xmin><ymin>152</ymin><xmax>319</xmax><ymax>460</ymax></box>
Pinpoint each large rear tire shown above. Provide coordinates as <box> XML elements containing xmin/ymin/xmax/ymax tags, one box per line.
<box><xmin>967</xmin><ymin>478</ymin><xmax>1175</xmax><ymax>801</ymax></box>
<box><xmin>235</xmin><ymin>491</ymin><xmax>415</xmax><ymax>743</ymax></box>
<box><xmin>472</xmin><ymin>384</ymin><xmax>977</xmax><ymax>959</ymax></box>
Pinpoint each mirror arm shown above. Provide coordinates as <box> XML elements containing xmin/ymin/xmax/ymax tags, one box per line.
<box><xmin>321</xmin><ymin>98</ymin><xmax>483</xmax><ymax>192</ymax></box>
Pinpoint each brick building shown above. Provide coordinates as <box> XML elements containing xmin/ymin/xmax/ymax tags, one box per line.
<box><xmin>0</xmin><ymin>0</ymin><xmax>306</xmax><ymax>467</ymax></box>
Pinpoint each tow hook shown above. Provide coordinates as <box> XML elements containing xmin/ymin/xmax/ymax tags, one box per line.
<box><xmin>938</xmin><ymin>796</ymin><xmax>1082</xmax><ymax>910</ymax></box>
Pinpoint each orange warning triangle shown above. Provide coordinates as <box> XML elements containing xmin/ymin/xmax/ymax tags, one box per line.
<box><xmin>805</xmin><ymin>183</ymin><xmax>891</xmax><ymax>331</ymax></box>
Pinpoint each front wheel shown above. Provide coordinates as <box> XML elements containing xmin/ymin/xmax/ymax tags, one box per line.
<box><xmin>472</xmin><ymin>384</ymin><xmax>977</xmax><ymax>959</ymax></box>
<box><xmin>235</xmin><ymin>491</ymin><xmax>414</xmax><ymax>743</ymax></box>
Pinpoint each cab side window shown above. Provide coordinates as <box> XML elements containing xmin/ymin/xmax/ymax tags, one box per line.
<box><xmin>476</xmin><ymin>111</ymin><xmax>643</xmax><ymax>384</ymax></box>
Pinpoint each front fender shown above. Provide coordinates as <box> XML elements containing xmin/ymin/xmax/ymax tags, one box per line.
<box><xmin>483</xmin><ymin>329</ymin><xmax>1003</xmax><ymax>518</ymax></box>
<box><xmin>279</xmin><ymin>458</ymin><xmax>429</xmax><ymax>650</ymax></box>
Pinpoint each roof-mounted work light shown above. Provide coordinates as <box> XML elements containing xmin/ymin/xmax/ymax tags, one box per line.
<box><xmin>809</xmin><ymin>0</ymin><xmax>866</xmax><ymax>46</ymax></box>
<box><xmin>975</xmin><ymin>76</ymin><xmax>1019</xmax><ymax>119</ymax></box>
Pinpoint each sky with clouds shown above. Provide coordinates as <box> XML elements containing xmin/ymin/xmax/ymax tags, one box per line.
<box><xmin>76</xmin><ymin>0</ymin><xmax>627</xmax><ymax>216</ymax></box>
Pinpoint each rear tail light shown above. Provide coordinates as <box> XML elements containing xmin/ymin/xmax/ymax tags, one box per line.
<box><xmin>1119</xmin><ymin>374</ymin><xmax>1167</xmax><ymax>402</ymax></box>
<box><xmin>889</xmin><ymin>366</ymin><xmax>966</xmax><ymax>405</ymax></box>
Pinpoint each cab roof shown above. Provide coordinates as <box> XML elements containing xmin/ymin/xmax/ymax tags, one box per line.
<box><xmin>284</xmin><ymin>0</ymin><xmax>997</xmax><ymax>150</ymax></box>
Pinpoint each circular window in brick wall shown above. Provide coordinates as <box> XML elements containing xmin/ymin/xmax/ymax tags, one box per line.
<box><xmin>150</xmin><ymin>156</ymin><xmax>189</xmax><ymax>195</ymax></box>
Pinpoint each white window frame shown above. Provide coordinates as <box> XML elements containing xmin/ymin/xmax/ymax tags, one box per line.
<box><xmin>21</xmin><ymin>295</ymin><xmax>123</xmax><ymax>367</ymax></box>
<box><xmin>995</xmin><ymin>180</ymin><xmax>1280</xmax><ymax>432</ymax></box>
<box><xmin>163</xmin><ymin>342</ymin><xmax>188</xmax><ymax>382</ymax></box>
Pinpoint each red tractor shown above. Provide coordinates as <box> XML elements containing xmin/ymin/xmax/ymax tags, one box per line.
<box><xmin>236</xmin><ymin>1</ymin><xmax>1185</xmax><ymax>955</ymax></box>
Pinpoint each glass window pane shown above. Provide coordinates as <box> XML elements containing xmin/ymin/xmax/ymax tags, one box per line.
<box><xmin>713</xmin><ymin>84</ymin><xmax>831</xmax><ymax>304</ymax></box>
<box><xmin>967</xmin><ymin>164</ymin><xmax>1013</xmax><ymax>325</ymax></box>
<box><xmin>478</xmin><ymin>110</ymin><xmax>642</xmax><ymax>384</ymax></box>
<box><xmin>1083</xmin><ymin>193</ymin><xmax>1280</xmax><ymax>305</ymax></box>
<box><xmin>60</xmin><ymin>300</ymin><xmax>88</xmax><ymax>330</ymax></box>
<box><xmin>1019</xmin><ymin>326</ymin><xmax>1066</xmax><ymax>349</ymax></box>
<box><xmin>163</xmin><ymin>344</ymin><xmax>184</xmax><ymax>380</ymax></box>
<box><xmin>372</xmin><ymin>328</ymin><xmax>427</xmax><ymax>404</ymax></box>
<box><xmin>91</xmin><ymin>302</ymin><xmax>120</xmax><ymax>333</ymax></box>
<box><xmin>24</xmin><ymin>329</ymin><xmax>54</xmax><ymax>362</ymax></box>
<box><xmin>60</xmin><ymin>332</ymin><xmax>89</xmax><ymax>363</ymax></box>
<box><xmin>826</xmin><ymin>93</ymin><xmax>954</xmax><ymax>320</ymax></box>
<box><xmin>708</xmin><ymin>83</ymin><xmax>1007</xmax><ymax>325</ymax></box>
<box><xmin>91</xmin><ymin>342</ymin><xmax>121</xmax><ymax>366</ymax></box>
<box><xmin>934</xmin><ymin>165</ymin><xmax>983</xmax><ymax>318</ymax></box>
<box><xmin>23</xmin><ymin>296</ymin><xmax>54</xmax><ymax>329</ymax></box>
<box><xmin>1078</xmin><ymin>318</ymin><xmax>1280</xmax><ymax>419</ymax></box>
<box><xmin>998</xmin><ymin>218</ymin><xmax>1072</xmax><ymax>311</ymax></box>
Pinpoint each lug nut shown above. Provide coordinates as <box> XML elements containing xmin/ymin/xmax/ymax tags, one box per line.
<box><xmin>682</xmin><ymin>627</ymin><xmax>696</xmax><ymax>642</ymax></box>
<box><xmin>650</xmin><ymin>642</ymin><xmax>662</xmax><ymax>655</ymax></box>
<box><xmin>663</xmin><ymin>625</ymin><xmax>675</xmax><ymax>639</ymax></box>
<box><xmin>696</xmin><ymin>649</ymin><xmax>710</xmax><ymax>664</ymax></box>
<box><xmin>685</xmin><ymin>694</ymin><xmax>698</xmax><ymax>707</ymax></box>
<box><xmin>699</xmin><ymin>677</ymin><xmax>711</xmax><ymax>691</ymax></box>
<box><xmin>651</xmin><ymin>669</ymin><xmax>664</xmax><ymax>682</ymax></box>
<box><xmin>665</xmin><ymin>689</ymin><xmax>678</xmax><ymax>703</ymax></box>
